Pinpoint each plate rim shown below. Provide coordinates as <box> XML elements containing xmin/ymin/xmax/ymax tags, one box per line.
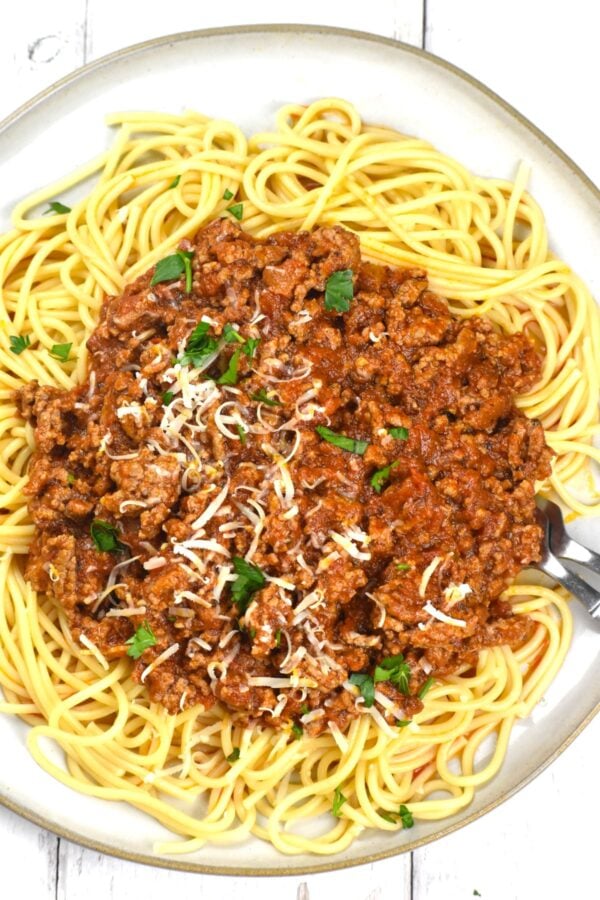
<box><xmin>0</xmin><ymin>22</ymin><xmax>598</xmax><ymax>877</ymax></box>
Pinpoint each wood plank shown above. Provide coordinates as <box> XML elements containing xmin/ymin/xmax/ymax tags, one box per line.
<box><xmin>0</xmin><ymin>0</ymin><xmax>87</xmax><ymax>120</ymax></box>
<box><xmin>85</xmin><ymin>0</ymin><xmax>423</xmax><ymax>59</ymax></box>
<box><xmin>413</xmin><ymin>715</ymin><xmax>600</xmax><ymax>900</ymax></box>
<box><xmin>0</xmin><ymin>806</ymin><xmax>57</xmax><ymax>899</ymax></box>
<box><xmin>426</xmin><ymin>0</ymin><xmax>600</xmax><ymax>184</ymax></box>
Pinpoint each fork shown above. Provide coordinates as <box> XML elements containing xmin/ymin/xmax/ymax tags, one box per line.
<box><xmin>535</xmin><ymin>497</ymin><xmax>600</xmax><ymax>621</ymax></box>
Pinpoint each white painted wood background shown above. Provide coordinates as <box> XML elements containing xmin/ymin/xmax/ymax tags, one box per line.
<box><xmin>1</xmin><ymin>2</ymin><xmax>598</xmax><ymax>898</ymax></box>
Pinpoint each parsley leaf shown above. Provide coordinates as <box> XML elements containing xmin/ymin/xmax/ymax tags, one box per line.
<box><xmin>66</xmin><ymin>473</ymin><xmax>76</xmax><ymax>486</ymax></box>
<box><xmin>44</xmin><ymin>201</ymin><xmax>71</xmax><ymax>215</ymax></box>
<box><xmin>389</xmin><ymin>426</ymin><xmax>409</xmax><ymax>440</ymax></box>
<box><xmin>168</xmin><ymin>175</ymin><xmax>181</xmax><ymax>189</ymax></box>
<box><xmin>371</xmin><ymin>461</ymin><xmax>399</xmax><ymax>494</ymax></box>
<box><xmin>396</xmin><ymin>719</ymin><xmax>410</xmax><ymax>728</ymax></box>
<box><xmin>90</xmin><ymin>519</ymin><xmax>124</xmax><ymax>553</ymax></box>
<box><xmin>49</xmin><ymin>342</ymin><xmax>72</xmax><ymax>362</ymax></box>
<box><xmin>473</xmin><ymin>892</ymin><xmax>482</xmax><ymax>898</ymax></box>
<box><xmin>418</xmin><ymin>676</ymin><xmax>435</xmax><ymax>700</ymax></box>
<box><xmin>242</xmin><ymin>336</ymin><xmax>259</xmax><ymax>358</ymax></box>
<box><xmin>178</xmin><ymin>322</ymin><xmax>219</xmax><ymax>368</ymax></box>
<box><xmin>399</xmin><ymin>804</ymin><xmax>414</xmax><ymax>828</ymax></box>
<box><xmin>332</xmin><ymin>787</ymin><xmax>347</xmax><ymax>817</ymax></box>
<box><xmin>300</xmin><ymin>702</ymin><xmax>309</xmax><ymax>715</ymax></box>
<box><xmin>226</xmin><ymin>747</ymin><xmax>240</xmax><ymax>763</ymax></box>
<box><xmin>223</xmin><ymin>323</ymin><xmax>244</xmax><ymax>344</ymax></box>
<box><xmin>396</xmin><ymin>562</ymin><xmax>411</xmax><ymax>571</ymax></box>
<box><xmin>291</xmin><ymin>722</ymin><xmax>303</xmax><ymax>740</ymax></box>
<box><xmin>251</xmin><ymin>388</ymin><xmax>282</xmax><ymax>407</ymax></box>
<box><xmin>324</xmin><ymin>269</ymin><xmax>354</xmax><ymax>313</ymax></box>
<box><xmin>349</xmin><ymin>672</ymin><xmax>375</xmax><ymax>707</ymax></box>
<box><xmin>151</xmin><ymin>249</ymin><xmax>194</xmax><ymax>293</ymax></box>
<box><xmin>162</xmin><ymin>390</ymin><xmax>174</xmax><ymax>406</ymax></box>
<box><xmin>125</xmin><ymin>620</ymin><xmax>157</xmax><ymax>660</ymax></box>
<box><xmin>315</xmin><ymin>425</ymin><xmax>368</xmax><ymax>455</ymax></box>
<box><xmin>374</xmin><ymin>653</ymin><xmax>411</xmax><ymax>695</ymax></box>
<box><xmin>227</xmin><ymin>202</ymin><xmax>244</xmax><ymax>221</ymax></box>
<box><xmin>275</xmin><ymin>629</ymin><xmax>282</xmax><ymax>647</ymax></box>
<box><xmin>9</xmin><ymin>334</ymin><xmax>31</xmax><ymax>355</ymax></box>
<box><xmin>223</xmin><ymin>188</ymin><xmax>234</xmax><ymax>201</ymax></box>
<box><xmin>230</xmin><ymin>556</ymin><xmax>266</xmax><ymax>613</ymax></box>
<box><xmin>217</xmin><ymin>347</ymin><xmax>241</xmax><ymax>385</ymax></box>
<box><xmin>236</xmin><ymin>422</ymin><xmax>247</xmax><ymax>445</ymax></box>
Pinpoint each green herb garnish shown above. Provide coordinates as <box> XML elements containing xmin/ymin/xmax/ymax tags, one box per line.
<box><xmin>396</xmin><ymin>719</ymin><xmax>410</xmax><ymax>728</ymax></box>
<box><xmin>178</xmin><ymin>321</ymin><xmax>219</xmax><ymax>368</ymax></box>
<box><xmin>379</xmin><ymin>811</ymin><xmax>398</xmax><ymax>824</ymax></box>
<box><xmin>230</xmin><ymin>556</ymin><xmax>266</xmax><ymax>613</ymax></box>
<box><xmin>44</xmin><ymin>201</ymin><xmax>71</xmax><ymax>215</ymax></box>
<box><xmin>396</xmin><ymin>562</ymin><xmax>411</xmax><ymax>571</ymax></box>
<box><xmin>370</xmin><ymin>461</ymin><xmax>399</xmax><ymax>494</ymax></box>
<box><xmin>242</xmin><ymin>336</ymin><xmax>259</xmax><ymax>358</ymax></box>
<box><xmin>49</xmin><ymin>342</ymin><xmax>72</xmax><ymax>362</ymax></box>
<box><xmin>227</xmin><ymin>748</ymin><xmax>240</xmax><ymax>763</ymax></box>
<box><xmin>300</xmin><ymin>703</ymin><xmax>309</xmax><ymax>715</ymax></box>
<box><xmin>418</xmin><ymin>676</ymin><xmax>434</xmax><ymax>700</ymax></box>
<box><xmin>324</xmin><ymin>269</ymin><xmax>354</xmax><ymax>313</ymax></box>
<box><xmin>349</xmin><ymin>672</ymin><xmax>375</xmax><ymax>707</ymax></box>
<box><xmin>217</xmin><ymin>347</ymin><xmax>241</xmax><ymax>385</ymax></box>
<box><xmin>291</xmin><ymin>722</ymin><xmax>303</xmax><ymax>740</ymax></box>
<box><xmin>223</xmin><ymin>323</ymin><xmax>244</xmax><ymax>344</ymax></box>
<box><xmin>473</xmin><ymin>892</ymin><xmax>482</xmax><ymax>898</ymax></box>
<box><xmin>399</xmin><ymin>804</ymin><xmax>414</xmax><ymax>828</ymax></box>
<box><xmin>332</xmin><ymin>787</ymin><xmax>347</xmax><ymax>817</ymax></box>
<box><xmin>168</xmin><ymin>175</ymin><xmax>181</xmax><ymax>189</ymax></box>
<box><xmin>223</xmin><ymin>188</ymin><xmax>234</xmax><ymax>201</ymax></box>
<box><xmin>9</xmin><ymin>335</ymin><xmax>31</xmax><ymax>355</ymax></box>
<box><xmin>90</xmin><ymin>519</ymin><xmax>124</xmax><ymax>553</ymax></box>
<box><xmin>251</xmin><ymin>388</ymin><xmax>282</xmax><ymax>407</ymax></box>
<box><xmin>236</xmin><ymin>423</ymin><xmax>247</xmax><ymax>445</ymax></box>
<box><xmin>315</xmin><ymin>425</ymin><xmax>368</xmax><ymax>455</ymax></box>
<box><xmin>374</xmin><ymin>653</ymin><xmax>411</xmax><ymax>695</ymax></box>
<box><xmin>151</xmin><ymin>249</ymin><xmax>194</xmax><ymax>293</ymax></box>
<box><xmin>66</xmin><ymin>473</ymin><xmax>75</xmax><ymax>486</ymax></box>
<box><xmin>389</xmin><ymin>426</ymin><xmax>409</xmax><ymax>440</ymax></box>
<box><xmin>227</xmin><ymin>202</ymin><xmax>244</xmax><ymax>221</ymax></box>
<box><xmin>275</xmin><ymin>629</ymin><xmax>282</xmax><ymax>647</ymax></box>
<box><xmin>125</xmin><ymin>620</ymin><xmax>157</xmax><ymax>659</ymax></box>
<box><xmin>162</xmin><ymin>390</ymin><xmax>174</xmax><ymax>406</ymax></box>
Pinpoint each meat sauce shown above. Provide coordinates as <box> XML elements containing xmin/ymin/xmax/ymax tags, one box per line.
<box><xmin>18</xmin><ymin>219</ymin><xmax>552</xmax><ymax>735</ymax></box>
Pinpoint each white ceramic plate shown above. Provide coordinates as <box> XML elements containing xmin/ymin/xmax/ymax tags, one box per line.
<box><xmin>1</xmin><ymin>25</ymin><xmax>599</xmax><ymax>876</ymax></box>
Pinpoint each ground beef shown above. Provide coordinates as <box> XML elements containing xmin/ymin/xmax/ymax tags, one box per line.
<box><xmin>19</xmin><ymin>218</ymin><xmax>552</xmax><ymax>734</ymax></box>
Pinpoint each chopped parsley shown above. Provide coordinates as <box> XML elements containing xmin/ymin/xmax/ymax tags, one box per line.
<box><xmin>399</xmin><ymin>805</ymin><xmax>414</xmax><ymax>828</ymax></box>
<box><xmin>396</xmin><ymin>562</ymin><xmax>411</xmax><ymax>571</ymax></box>
<box><xmin>291</xmin><ymin>722</ymin><xmax>303</xmax><ymax>740</ymax></box>
<box><xmin>168</xmin><ymin>175</ymin><xmax>181</xmax><ymax>189</ymax></box>
<box><xmin>49</xmin><ymin>342</ymin><xmax>72</xmax><ymax>362</ymax></box>
<box><xmin>236</xmin><ymin>423</ymin><xmax>247</xmax><ymax>445</ymax></box>
<box><xmin>44</xmin><ymin>201</ymin><xmax>71</xmax><ymax>215</ymax></box>
<box><xmin>223</xmin><ymin>188</ymin><xmax>234</xmax><ymax>201</ymax></box>
<box><xmin>332</xmin><ymin>786</ymin><xmax>347</xmax><ymax>817</ymax></box>
<box><xmin>370</xmin><ymin>461</ymin><xmax>399</xmax><ymax>494</ymax></box>
<box><xmin>125</xmin><ymin>620</ymin><xmax>157</xmax><ymax>660</ymax></box>
<box><xmin>275</xmin><ymin>629</ymin><xmax>282</xmax><ymax>647</ymax></box>
<box><xmin>251</xmin><ymin>388</ymin><xmax>282</xmax><ymax>407</ymax></box>
<box><xmin>223</xmin><ymin>323</ymin><xmax>244</xmax><ymax>344</ymax></box>
<box><xmin>374</xmin><ymin>653</ymin><xmax>411</xmax><ymax>695</ymax></box>
<box><xmin>242</xmin><ymin>336</ymin><xmax>260</xmax><ymax>358</ymax></box>
<box><xmin>226</xmin><ymin>202</ymin><xmax>244</xmax><ymax>221</ymax></box>
<box><xmin>418</xmin><ymin>676</ymin><xmax>435</xmax><ymax>700</ymax></box>
<box><xmin>389</xmin><ymin>426</ymin><xmax>409</xmax><ymax>440</ymax></box>
<box><xmin>324</xmin><ymin>269</ymin><xmax>354</xmax><ymax>313</ymax></box>
<box><xmin>9</xmin><ymin>334</ymin><xmax>31</xmax><ymax>355</ymax></box>
<box><xmin>162</xmin><ymin>390</ymin><xmax>174</xmax><ymax>406</ymax></box>
<box><xmin>315</xmin><ymin>425</ymin><xmax>368</xmax><ymax>455</ymax></box>
<box><xmin>66</xmin><ymin>473</ymin><xmax>76</xmax><ymax>486</ymax></box>
<box><xmin>300</xmin><ymin>702</ymin><xmax>309</xmax><ymax>715</ymax></box>
<box><xmin>396</xmin><ymin>719</ymin><xmax>410</xmax><ymax>728</ymax></box>
<box><xmin>217</xmin><ymin>347</ymin><xmax>242</xmax><ymax>385</ymax></box>
<box><xmin>178</xmin><ymin>321</ymin><xmax>219</xmax><ymax>368</ymax></box>
<box><xmin>151</xmin><ymin>249</ymin><xmax>194</xmax><ymax>293</ymax></box>
<box><xmin>226</xmin><ymin>747</ymin><xmax>240</xmax><ymax>763</ymax></box>
<box><xmin>349</xmin><ymin>672</ymin><xmax>375</xmax><ymax>707</ymax></box>
<box><xmin>230</xmin><ymin>556</ymin><xmax>266</xmax><ymax>613</ymax></box>
<box><xmin>90</xmin><ymin>519</ymin><xmax>124</xmax><ymax>553</ymax></box>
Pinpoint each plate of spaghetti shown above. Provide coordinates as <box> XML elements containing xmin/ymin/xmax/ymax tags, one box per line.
<box><xmin>0</xmin><ymin>25</ymin><xmax>599</xmax><ymax>875</ymax></box>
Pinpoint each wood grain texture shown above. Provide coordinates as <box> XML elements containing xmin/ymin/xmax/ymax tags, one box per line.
<box><xmin>1</xmin><ymin>3</ymin><xmax>598</xmax><ymax>899</ymax></box>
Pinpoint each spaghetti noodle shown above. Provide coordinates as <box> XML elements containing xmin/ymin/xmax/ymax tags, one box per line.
<box><xmin>0</xmin><ymin>98</ymin><xmax>598</xmax><ymax>855</ymax></box>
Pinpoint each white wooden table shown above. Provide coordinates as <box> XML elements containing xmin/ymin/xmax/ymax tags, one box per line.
<box><xmin>1</xmin><ymin>3</ymin><xmax>598</xmax><ymax>898</ymax></box>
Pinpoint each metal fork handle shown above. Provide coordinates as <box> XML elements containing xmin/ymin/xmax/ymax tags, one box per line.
<box><xmin>557</xmin><ymin>536</ymin><xmax>600</xmax><ymax>577</ymax></box>
<box><xmin>538</xmin><ymin>554</ymin><xmax>600</xmax><ymax>620</ymax></box>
